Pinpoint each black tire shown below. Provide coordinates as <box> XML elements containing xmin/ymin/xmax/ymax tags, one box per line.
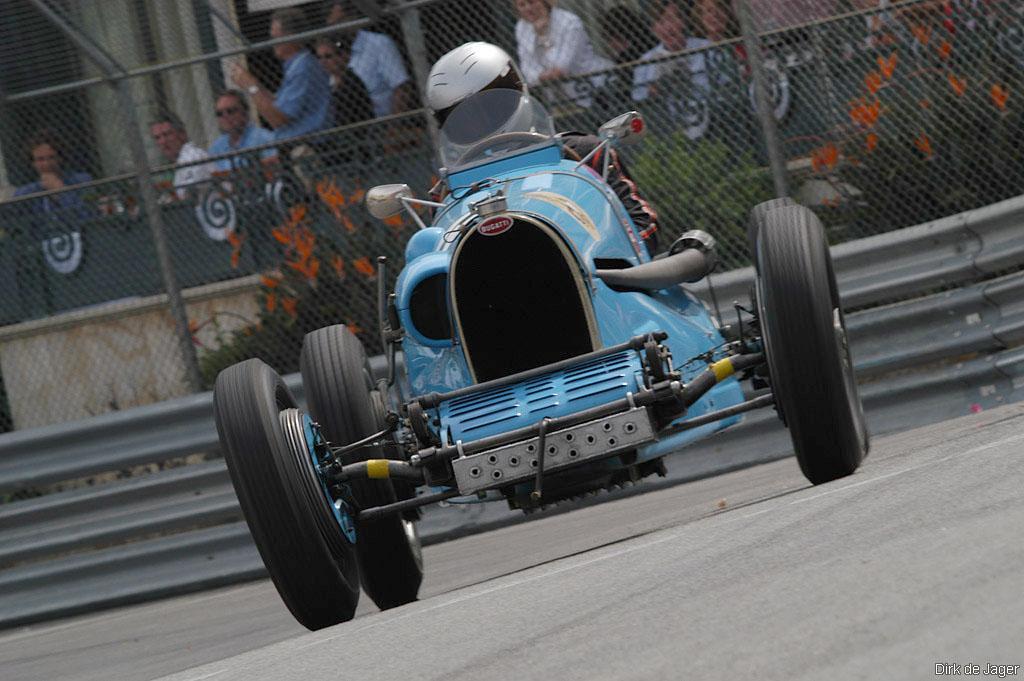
<box><xmin>301</xmin><ymin>325</ymin><xmax>423</xmax><ymax>610</ymax></box>
<box><xmin>213</xmin><ymin>359</ymin><xmax>360</xmax><ymax>629</ymax></box>
<box><xmin>747</xmin><ymin>197</ymin><xmax>796</xmax><ymax>269</ymax></box>
<box><xmin>754</xmin><ymin>205</ymin><xmax>869</xmax><ymax>484</ymax></box>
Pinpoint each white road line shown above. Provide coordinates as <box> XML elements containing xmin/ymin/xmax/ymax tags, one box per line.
<box><xmin>790</xmin><ymin>467</ymin><xmax>912</xmax><ymax>504</ymax></box>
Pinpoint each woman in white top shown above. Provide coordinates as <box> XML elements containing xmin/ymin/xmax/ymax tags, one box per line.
<box><xmin>513</xmin><ymin>0</ymin><xmax>613</xmax><ymax>106</ymax></box>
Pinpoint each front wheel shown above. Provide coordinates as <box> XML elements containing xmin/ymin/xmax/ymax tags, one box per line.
<box><xmin>213</xmin><ymin>359</ymin><xmax>360</xmax><ymax>629</ymax></box>
<box><xmin>754</xmin><ymin>203</ymin><xmax>869</xmax><ymax>484</ymax></box>
<box><xmin>301</xmin><ymin>325</ymin><xmax>424</xmax><ymax>610</ymax></box>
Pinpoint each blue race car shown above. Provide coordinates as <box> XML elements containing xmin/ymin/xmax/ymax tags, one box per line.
<box><xmin>212</xmin><ymin>89</ymin><xmax>868</xmax><ymax>630</ymax></box>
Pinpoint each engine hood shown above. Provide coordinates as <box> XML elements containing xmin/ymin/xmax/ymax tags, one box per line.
<box><xmin>433</xmin><ymin>160</ymin><xmax>650</xmax><ymax>266</ymax></box>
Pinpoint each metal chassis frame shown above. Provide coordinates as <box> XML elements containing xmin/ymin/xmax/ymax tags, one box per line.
<box><xmin>330</xmin><ymin>349</ymin><xmax>769</xmax><ymax>521</ymax></box>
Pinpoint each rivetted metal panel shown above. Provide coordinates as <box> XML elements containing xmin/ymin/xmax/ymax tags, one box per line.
<box><xmin>439</xmin><ymin>351</ymin><xmax>643</xmax><ymax>443</ymax></box>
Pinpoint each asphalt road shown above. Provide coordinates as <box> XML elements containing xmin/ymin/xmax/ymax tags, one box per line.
<box><xmin>3</xmin><ymin>402</ymin><xmax>1023</xmax><ymax>681</ymax></box>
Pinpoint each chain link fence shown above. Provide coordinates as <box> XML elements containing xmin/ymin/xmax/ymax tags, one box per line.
<box><xmin>1</xmin><ymin>0</ymin><xmax>1022</xmax><ymax>434</ymax></box>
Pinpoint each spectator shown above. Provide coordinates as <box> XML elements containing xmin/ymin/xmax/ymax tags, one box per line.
<box><xmin>694</xmin><ymin>0</ymin><xmax>740</xmax><ymax>43</ymax></box>
<box><xmin>595</xmin><ymin>6</ymin><xmax>658</xmax><ymax>113</ymax></box>
<box><xmin>513</xmin><ymin>0</ymin><xmax>613</xmax><ymax>106</ymax></box>
<box><xmin>208</xmin><ymin>90</ymin><xmax>277</xmax><ymax>172</ymax></box>
<box><xmin>748</xmin><ymin>0</ymin><xmax>835</xmax><ymax>32</ymax></box>
<box><xmin>229</xmin><ymin>7</ymin><xmax>333</xmax><ymax>142</ymax></box>
<box><xmin>600</xmin><ymin>6</ymin><xmax>658</xmax><ymax>65</ymax></box>
<box><xmin>150</xmin><ymin>111</ymin><xmax>218</xmax><ymax>200</ymax></box>
<box><xmin>13</xmin><ymin>131</ymin><xmax>94</xmax><ymax>218</ymax></box>
<box><xmin>325</xmin><ymin>1</ymin><xmax>413</xmax><ymax>118</ymax></box>
<box><xmin>314</xmin><ymin>36</ymin><xmax>375</xmax><ymax>126</ymax></box>
<box><xmin>632</xmin><ymin>0</ymin><xmax>714</xmax><ymax>101</ymax></box>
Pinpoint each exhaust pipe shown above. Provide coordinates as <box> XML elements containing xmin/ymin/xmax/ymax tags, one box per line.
<box><xmin>595</xmin><ymin>231</ymin><xmax>716</xmax><ymax>289</ymax></box>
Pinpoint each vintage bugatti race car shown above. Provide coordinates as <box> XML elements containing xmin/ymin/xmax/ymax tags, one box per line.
<box><xmin>212</xmin><ymin>89</ymin><xmax>869</xmax><ymax>630</ymax></box>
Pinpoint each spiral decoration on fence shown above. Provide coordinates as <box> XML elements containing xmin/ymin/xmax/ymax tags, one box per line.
<box><xmin>195</xmin><ymin>184</ymin><xmax>237</xmax><ymax>242</ymax></box>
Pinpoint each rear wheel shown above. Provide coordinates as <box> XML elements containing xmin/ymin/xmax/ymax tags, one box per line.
<box><xmin>301</xmin><ymin>325</ymin><xmax>424</xmax><ymax>610</ymax></box>
<box><xmin>213</xmin><ymin>359</ymin><xmax>360</xmax><ymax>629</ymax></box>
<box><xmin>754</xmin><ymin>204</ymin><xmax>869</xmax><ymax>484</ymax></box>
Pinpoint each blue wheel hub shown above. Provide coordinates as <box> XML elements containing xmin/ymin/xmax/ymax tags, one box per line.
<box><xmin>301</xmin><ymin>413</ymin><xmax>358</xmax><ymax>544</ymax></box>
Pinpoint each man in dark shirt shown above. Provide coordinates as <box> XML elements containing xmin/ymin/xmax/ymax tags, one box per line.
<box><xmin>315</xmin><ymin>36</ymin><xmax>374</xmax><ymax>127</ymax></box>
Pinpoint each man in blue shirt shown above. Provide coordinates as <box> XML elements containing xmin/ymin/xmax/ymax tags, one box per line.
<box><xmin>13</xmin><ymin>133</ymin><xmax>94</xmax><ymax>218</ymax></box>
<box><xmin>228</xmin><ymin>7</ymin><xmax>333</xmax><ymax>142</ymax></box>
<box><xmin>10</xmin><ymin>131</ymin><xmax>95</xmax><ymax>276</ymax></box>
<box><xmin>208</xmin><ymin>90</ymin><xmax>277</xmax><ymax>171</ymax></box>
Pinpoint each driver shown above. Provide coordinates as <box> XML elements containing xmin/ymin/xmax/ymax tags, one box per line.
<box><xmin>426</xmin><ymin>42</ymin><xmax>659</xmax><ymax>254</ymax></box>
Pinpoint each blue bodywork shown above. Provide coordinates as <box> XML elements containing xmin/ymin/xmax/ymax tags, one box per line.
<box><xmin>393</xmin><ymin>137</ymin><xmax>744</xmax><ymax>479</ymax></box>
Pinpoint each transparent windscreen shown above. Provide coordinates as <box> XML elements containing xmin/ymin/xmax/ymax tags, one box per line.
<box><xmin>439</xmin><ymin>89</ymin><xmax>556</xmax><ymax>169</ymax></box>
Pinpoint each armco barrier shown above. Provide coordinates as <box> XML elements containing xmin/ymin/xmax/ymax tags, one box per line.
<box><xmin>1</xmin><ymin>196</ymin><xmax>1023</xmax><ymax>629</ymax></box>
<box><xmin>702</xmin><ymin>194</ymin><xmax>1024</xmax><ymax>312</ymax></box>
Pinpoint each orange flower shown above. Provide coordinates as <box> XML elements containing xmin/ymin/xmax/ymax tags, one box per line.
<box><xmin>849</xmin><ymin>97</ymin><xmax>881</xmax><ymax>127</ymax></box>
<box><xmin>936</xmin><ymin>39</ymin><xmax>953</xmax><ymax>61</ymax></box>
<box><xmin>281</xmin><ymin>297</ymin><xmax>298</xmax><ymax>319</ymax></box>
<box><xmin>913</xmin><ymin>130</ymin><xmax>933</xmax><ymax>158</ymax></box>
<box><xmin>287</xmin><ymin>257</ymin><xmax>320</xmax><ymax>281</ymax></box>
<box><xmin>990</xmin><ymin>84</ymin><xmax>1009</xmax><ymax>112</ymax></box>
<box><xmin>864</xmin><ymin>132</ymin><xmax>878</xmax><ymax>153</ymax></box>
<box><xmin>864</xmin><ymin>70</ymin><xmax>883</xmax><ymax>95</ymax></box>
<box><xmin>877</xmin><ymin>53</ymin><xmax>898</xmax><ymax>80</ymax></box>
<box><xmin>947</xmin><ymin>72</ymin><xmax>967</xmax><ymax>97</ymax></box>
<box><xmin>383</xmin><ymin>214</ymin><xmax>404</xmax><ymax>228</ymax></box>
<box><xmin>261</xmin><ymin>274</ymin><xmax>280</xmax><ymax>288</ymax></box>
<box><xmin>226</xmin><ymin>229</ymin><xmax>246</xmax><ymax>247</ymax></box>
<box><xmin>919</xmin><ymin>99</ymin><xmax>932</xmax><ymax>109</ymax></box>
<box><xmin>272</xmin><ymin>225</ymin><xmax>293</xmax><ymax>245</ymax></box>
<box><xmin>910</xmin><ymin>24</ymin><xmax>931</xmax><ymax>46</ymax></box>
<box><xmin>230</xmin><ymin>248</ymin><xmax>241</xmax><ymax>269</ymax></box>
<box><xmin>266</xmin><ymin>293</ymin><xmax>277</xmax><ymax>312</ymax></box>
<box><xmin>353</xmin><ymin>257</ymin><xmax>376</xmax><ymax>277</ymax></box>
<box><xmin>346</xmin><ymin>319</ymin><xmax>364</xmax><ymax>336</ymax></box>
<box><xmin>316</xmin><ymin>178</ymin><xmax>352</xmax><ymax>225</ymax></box>
<box><xmin>288</xmin><ymin>204</ymin><xmax>308</xmax><ymax>224</ymax></box>
<box><xmin>293</xmin><ymin>226</ymin><xmax>315</xmax><ymax>260</ymax></box>
<box><xmin>188</xmin><ymin>318</ymin><xmax>198</xmax><ymax>333</ymax></box>
<box><xmin>331</xmin><ymin>253</ymin><xmax>346</xmax><ymax>279</ymax></box>
<box><xmin>811</xmin><ymin>143</ymin><xmax>840</xmax><ymax>172</ymax></box>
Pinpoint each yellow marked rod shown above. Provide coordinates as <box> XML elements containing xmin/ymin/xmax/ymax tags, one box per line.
<box><xmin>711</xmin><ymin>358</ymin><xmax>735</xmax><ymax>383</ymax></box>
<box><xmin>366</xmin><ymin>460</ymin><xmax>390</xmax><ymax>478</ymax></box>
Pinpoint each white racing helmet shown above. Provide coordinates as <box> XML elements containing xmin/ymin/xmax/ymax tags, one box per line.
<box><xmin>426</xmin><ymin>42</ymin><xmax>528</xmax><ymax>127</ymax></box>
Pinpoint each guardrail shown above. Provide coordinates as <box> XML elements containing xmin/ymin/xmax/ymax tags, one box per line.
<box><xmin>2</xmin><ymin>196</ymin><xmax>1023</xmax><ymax>629</ymax></box>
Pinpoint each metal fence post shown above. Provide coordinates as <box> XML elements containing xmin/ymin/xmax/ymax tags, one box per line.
<box><xmin>397</xmin><ymin>5</ymin><xmax>440</xmax><ymax>153</ymax></box>
<box><xmin>733</xmin><ymin>0</ymin><xmax>790</xmax><ymax>199</ymax></box>
<box><xmin>24</xmin><ymin>0</ymin><xmax>204</xmax><ymax>393</ymax></box>
<box><xmin>116</xmin><ymin>83</ymin><xmax>205</xmax><ymax>393</ymax></box>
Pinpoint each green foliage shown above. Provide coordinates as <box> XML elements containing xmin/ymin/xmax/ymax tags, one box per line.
<box><xmin>803</xmin><ymin>25</ymin><xmax>1024</xmax><ymax>236</ymax></box>
<box><xmin>631</xmin><ymin>134</ymin><xmax>775</xmax><ymax>268</ymax></box>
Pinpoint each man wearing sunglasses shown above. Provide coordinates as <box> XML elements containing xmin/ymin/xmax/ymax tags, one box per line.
<box><xmin>208</xmin><ymin>90</ymin><xmax>277</xmax><ymax>172</ymax></box>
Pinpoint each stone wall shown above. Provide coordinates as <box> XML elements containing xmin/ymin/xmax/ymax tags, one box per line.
<box><xmin>0</xmin><ymin>276</ymin><xmax>260</xmax><ymax>430</ymax></box>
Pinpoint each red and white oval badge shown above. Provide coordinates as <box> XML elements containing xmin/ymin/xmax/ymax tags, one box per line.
<box><xmin>478</xmin><ymin>216</ymin><xmax>513</xmax><ymax>236</ymax></box>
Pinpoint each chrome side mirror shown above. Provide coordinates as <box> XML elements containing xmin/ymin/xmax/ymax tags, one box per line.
<box><xmin>366</xmin><ymin>184</ymin><xmax>414</xmax><ymax>219</ymax></box>
<box><xmin>598</xmin><ymin>111</ymin><xmax>646</xmax><ymax>145</ymax></box>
